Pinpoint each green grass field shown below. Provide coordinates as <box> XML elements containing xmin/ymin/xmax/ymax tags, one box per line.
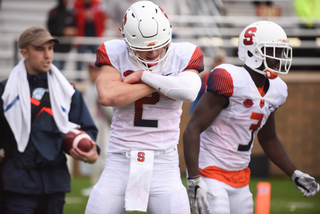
<box><xmin>64</xmin><ymin>175</ymin><xmax>320</xmax><ymax>214</ymax></box>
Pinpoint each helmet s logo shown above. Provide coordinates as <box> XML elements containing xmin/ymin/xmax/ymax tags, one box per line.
<box><xmin>243</xmin><ymin>27</ymin><xmax>257</xmax><ymax>46</ymax></box>
<box><xmin>147</xmin><ymin>42</ymin><xmax>156</xmax><ymax>46</ymax></box>
<box><xmin>159</xmin><ymin>6</ymin><xmax>169</xmax><ymax>19</ymax></box>
<box><xmin>243</xmin><ymin>99</ymin><xmax>254</xmax><ymax>107</ymax></box>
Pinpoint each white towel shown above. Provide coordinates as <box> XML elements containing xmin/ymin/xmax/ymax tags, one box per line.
<box><xmin>2</xmin><ymin>59</ymin><xmax>79</xmax><ymax>152</ymax></box>
<box><xmin>125</xmin><ymin>150</ymin><xmax>154</xmax><ymax>212</ymax></box>
<box><xmin>47</xmin><ymin>62</ymin><xmax>79</xmax><ymax>134</ymax></box>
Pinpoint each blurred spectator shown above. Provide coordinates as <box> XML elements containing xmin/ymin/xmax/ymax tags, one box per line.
<box><xmin>80</xmin><ymin>63</ymin><xmax>112</xmax><ymax>196</ymax></box>
<box><xmin>211</xmin><ymin>48</ymin><xmax>227</xmax><ymax>68</ymax></box>
<box><xmin>190</xmin><ymin>48</ymin><xmax>227</xmax><ymax>114</ymax></box>
<box><xmin>293</xmin><ymin>0</ymin><xmax>320</xmax><ymax>71</ymax></box>
<box><xmin>253</xmin><ymin>1</ymin><xmax>281</xmax><ymax>17</ymax></box>
<box><xmin>73</xmin><ymin>0</ymin><xmax>107</xmax><ymax>73</ymax></box>
<box><xmin>294</xmin><ymin>0</ymin><xmax>320</xmax><ymax>29</ymax></box>
<box><xmin>252</xmin><ymin>1</ymin><xmax>273</xmax><ymax>6</ymax></box>
<box><xmin>47</xmin><ymin>0</ymin><xmax>78</xmax><ymax>70</ymax></box>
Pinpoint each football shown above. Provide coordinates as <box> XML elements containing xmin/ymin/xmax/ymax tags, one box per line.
<box><xmin>62</xmin><ymin>129</ymin><xmax>93</xmax><ymax>154</ymax></box>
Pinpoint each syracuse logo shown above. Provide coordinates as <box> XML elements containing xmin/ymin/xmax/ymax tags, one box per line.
<box><xmin>243</xmin><ymin>99</ymin><xmax>253</xmax><ymax>107</ymax></box>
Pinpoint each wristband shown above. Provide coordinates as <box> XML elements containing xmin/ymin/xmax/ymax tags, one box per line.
<box><xmin>188</xmin><ymin>174</ymin><xmax>201</xmax><ymax>180</ymax></box>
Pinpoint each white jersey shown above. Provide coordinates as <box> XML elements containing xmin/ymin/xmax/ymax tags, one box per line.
<box><xmin>199</xmin><ymin>64</ymin><xmax>287</xmax><ymax>171</ymax></box>
<box><xmin>95</xmin><ymin>40</ymin><xmax>204</xmax><ymax>152</ymax></box>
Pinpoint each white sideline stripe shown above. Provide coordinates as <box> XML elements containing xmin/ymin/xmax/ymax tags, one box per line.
<box><xmin>288</xmin><ymin>202</ymin><xmax>315</xmax><ymax>209</ymax></box>
<box><xmin>65</xmin><ymin>197</ymin><xmax>84</xmax><ymax>204</ymax></box>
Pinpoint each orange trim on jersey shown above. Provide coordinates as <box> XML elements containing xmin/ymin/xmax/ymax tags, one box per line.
<box><xmin>199</xmin><ymin>166</ymin><xmax>251</xmax><ymax>188</ymax></box>
<box><xmin>184</xmin><ymin>46</ymin><xmax>204</xmax><ymax>72</ymax></box>
<box><xmin>31</xmin><ymin>98</ymin><xmax>53</xmax><ymax>117</ymax></box>
<box><xmin>96</xmin><ymin>43</ymin><xmax>112</xmax><ymax>67</ymax></box>
<box><xmin>30</xmin><ymin>98</ymin><xmax>40</xmax><ymax>106</ymax></box>
<box><xmin>257</xmin><ymin>82</ymin><xmax>265</xmax><ymax>97</ymax></box>
<box><xmin>208</xmin><ymin>68</ymin><xmax>234</xmax><ymax>98</ymax></box>
<box><xmin>37</xmin><ymin>107</ymin><xmax>53</xmax><ymax>117</ymax></box>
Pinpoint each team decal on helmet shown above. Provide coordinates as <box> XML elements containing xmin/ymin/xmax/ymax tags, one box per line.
<box><xmin>238</xmin><ymin>21</ymin><xmax>292</xmax><ymax>79</ymax></box>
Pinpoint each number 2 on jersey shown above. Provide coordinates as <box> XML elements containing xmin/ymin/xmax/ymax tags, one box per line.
<box><xmin>238</xmin><ymin>112</ymin><xmax>263</xmax><ymax>151</ymax></box>
<box><xmin>123</xmin><ymin>70</ymin><xmax>160</xmax><ymax>128</ymax></box>
<box><xmin>134</xmin><ymin>93</ymin><xmax>160</xmax><ymax>127</ymax></box>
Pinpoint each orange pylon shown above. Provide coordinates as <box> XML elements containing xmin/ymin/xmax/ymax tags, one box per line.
<box><xmin>255</xmin><ymin>182</ymin><xmax>271</xmax><ymax>214</ymax></box>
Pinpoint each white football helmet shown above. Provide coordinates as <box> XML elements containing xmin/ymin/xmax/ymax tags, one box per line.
<box><xmin>238</xmin><ymin>21</ymin><xmax>292</xmax><ymax>79</ymax></box>
<box><xmin>121</xmin><ymin>1</ymin><xmax>172</xmax><ymax>72</ymax></box>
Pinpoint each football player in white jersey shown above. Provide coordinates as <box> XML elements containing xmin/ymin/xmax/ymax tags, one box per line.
<box><xmin>183</xmin><ymin>21</ymin><xmax>320</xmax><ymax>214</ymax></box>
<box><xmin>85</xmin><ymin>1</ymin><xmax>203</xmax><ymax>214</ymax></box>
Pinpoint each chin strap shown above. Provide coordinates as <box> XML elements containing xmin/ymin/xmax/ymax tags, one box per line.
<box><xmin>264</xmin><ymin>69</ymin><xmax>278</xmax><ymax>79</ymax></box>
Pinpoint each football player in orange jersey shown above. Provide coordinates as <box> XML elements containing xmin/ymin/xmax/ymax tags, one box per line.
<box><xmin>184</xmin><ymin>21</ymin><xmax>319</xmax><ymax>214</ymax></box>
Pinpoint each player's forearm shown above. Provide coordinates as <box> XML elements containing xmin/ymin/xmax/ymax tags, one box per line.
<box><xmin>97</xmin><ymin>81</ymin><xmax>156</xmax><ymax>107</ymax></box>
<box><xmin>141</xmin><ymin>70</ymin><xmax>201</xmax><ymax>102</ymax></box>
<box><xmin>183</xmin><ymin>127</ymin><xmax>201</xmax><ymax>177</ymax></box>
<box><xmin>260</xmin><ymin>137</ymin><xmax>297</xmax><ymax>177</ymax></box>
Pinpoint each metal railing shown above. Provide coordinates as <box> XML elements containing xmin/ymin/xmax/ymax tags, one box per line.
<box><xmin>1</xmin><ymin>13</ymin><xmax>320</xmax><ymax>81</ymax></box>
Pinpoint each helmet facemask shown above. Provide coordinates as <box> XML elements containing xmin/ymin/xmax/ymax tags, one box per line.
<box><xmin>254</xmin><ymin>43</ymin><xmax>292</xmax><ymax>79</ymax></box>
<box><xmin>124</xmin><ymin>37</ymin><xmax>172</xmax><ymax>72</ymax></box>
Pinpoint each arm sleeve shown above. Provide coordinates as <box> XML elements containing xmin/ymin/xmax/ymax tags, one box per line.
<box><xmin>141</xmin><ymin>70</ymin><xmax>201</xmax><ymax>102</ymax></box>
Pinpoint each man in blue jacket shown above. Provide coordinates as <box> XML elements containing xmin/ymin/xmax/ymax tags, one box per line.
<box><xmin>0</xmin><ymin>26</ymin><xmax>99</xmax><ymax>214</ymax></box>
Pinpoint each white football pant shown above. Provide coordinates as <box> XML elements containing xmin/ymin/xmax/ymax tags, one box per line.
<box><xmin>202</xmin><ymin>177</ymin><xmax>253</xmax><ymax>214</ymax></box>
<box><xmin>85</xmin><ymin>150</ymin><xmax>190</xmax><ymax>214</ymax></box>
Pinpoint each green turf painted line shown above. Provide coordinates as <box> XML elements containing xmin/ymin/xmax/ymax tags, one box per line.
<box><xmin>65</xmin><ymin>197</ymin><xmax>85</xmax><ymax>204</ymax></box>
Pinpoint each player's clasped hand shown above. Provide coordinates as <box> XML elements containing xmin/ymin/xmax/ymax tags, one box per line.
<box><xmin>187</xmin><ymin>176</ymin><xmax>217</xmax><ymax>214</ymax></box>
<box><xmin>122</xmin><ymin>70</ymin><xmax>144</xmax><ymax>84</ymax></box>
<box><xmin>292</xmin><ymin>170</ymin><xmax>320</xmax><ymax>197</ymax></box>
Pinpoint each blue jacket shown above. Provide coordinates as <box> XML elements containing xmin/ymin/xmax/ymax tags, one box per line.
<box><xmin>0</xmin><ymin>72</ymin><xmax>98</xmax><ymax>194</ymax></box>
